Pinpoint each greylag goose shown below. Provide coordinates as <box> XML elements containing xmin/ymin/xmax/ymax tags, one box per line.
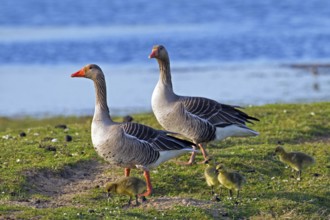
<box><xmin>275</xmin><ymin>146</ymin><xmax>315</xmax><ymax>180</ymax></box>
<box><xmin>105</xmin><ymin>176</ymin><xmax>146</xmax><ymax>206</ymax></box>
<box><xmin>71</xmin><ymin>64</ymin><xmax>196</xmax><ymax>197</ymax></box>
<box><xmin>149</xmin><ymin>45</ymin><xmax>259</xmax><ymax>164</ymax></box>
<box><xmin>216</xmin><ymin>164</ymin><xmax>245</xmax><ymax>198</ymax></box>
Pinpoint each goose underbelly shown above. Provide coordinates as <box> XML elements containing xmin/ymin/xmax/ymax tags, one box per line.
<box><xmin>91</xmin><ymin>124</ymin><xmax>136</xmax><ymax>168</ymax></box>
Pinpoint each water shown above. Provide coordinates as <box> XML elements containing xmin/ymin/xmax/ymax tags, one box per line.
<box><xmin>0</xmin><ymin>0</ymin><xmax>330</xmax><ymax>117</ymax></box>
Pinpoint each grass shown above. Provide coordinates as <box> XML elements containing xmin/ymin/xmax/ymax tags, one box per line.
<box><xmin>0</xmin><ymin>102</ymin><xmax>329</xmax><ymax>219</ymax></box>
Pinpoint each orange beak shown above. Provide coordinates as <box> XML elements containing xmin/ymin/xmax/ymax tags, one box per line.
<box><xmin>71</xmin><ymin>68</ymin><xmax>85</xmax><ymax>77</ymax></box>
<box><xmin>148</xmin><ymin>48</ymin><xmax>158</xmax><ymax>59</ymax></box>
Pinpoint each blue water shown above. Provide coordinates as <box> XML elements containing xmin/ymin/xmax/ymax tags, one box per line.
<box><xmin>0</xmin><ymin>0</ymin><xmax>330</xmax><ymax>116</ymax></box>
<box><xmin>1</xmin><ymin>0</ymin><xmax>330</xmax><ymax>64</ymax></box>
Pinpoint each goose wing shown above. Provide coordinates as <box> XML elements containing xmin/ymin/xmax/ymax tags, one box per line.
<box><xmin>121</xmin><ymin>122</ymin><xmax>194</xmax><ymax>151</ymax></box>
<box><xmin>180</xmin><ymin>96</ymin><xmax>259</xmax><ymax>128</ymax></box>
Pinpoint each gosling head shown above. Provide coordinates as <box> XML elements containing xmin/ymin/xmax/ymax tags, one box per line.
<box><xmin>148</xmin><ymin>45</ymin><xmax>169</xmax><ymax>61</ymax></box>
<box><xmin>105</xmin><ymin>182</ymin><xmax>118</xmax><ymax>198</ymax></box>
<box><xmin>71</xmin><ymin>64</ymin><xmax>103</xmax><ymax>80</ymax></box>
<box><xmin>215</xmin><ymin>164</ymin><xmax>226</xmax><ymax>173</ymax></box>
<box><xmin>204</xmin><ymin>156</ymin><xmax>219</xmax><ymax>167</ymax></box>
<box><xmin>204</xmin><ymin>156</ymin><xmax>213</xmax><ymax>165</ymax></box>
<box><xmin>275</xmin><ymin>146</ymin><xmax>286</xmax><ymax>155</ymax></box>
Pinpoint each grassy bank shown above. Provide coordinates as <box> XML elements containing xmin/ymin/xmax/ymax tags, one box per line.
<box><xmin>0</xmin><ymin>102</ymin><xmax>329</xmax><ymax>219</ymax></box>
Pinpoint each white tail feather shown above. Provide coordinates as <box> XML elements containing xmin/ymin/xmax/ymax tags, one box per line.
<box><xmin>215</xmin><ymin>125</ymin><xmax>259</xmax><ymax>140</ymax></box>
<box><xmin>148</xmin><ymin>148</ymin><xmax>196</xmax><ymax>169</ymax></box>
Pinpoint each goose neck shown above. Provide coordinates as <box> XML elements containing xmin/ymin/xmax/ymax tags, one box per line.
<box><xmin>157</xmin><ymin>58</ymin><xmax>173</xmax><ymax>89</ymax></box>
<box><xmin>93</xmin><ymin>74</ymin><xmax>112</xmax><ymax>122</ymax></box>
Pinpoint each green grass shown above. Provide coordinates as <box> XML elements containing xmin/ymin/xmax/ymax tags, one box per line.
<box><xmin>0</xmin><ymin>102</ymin><xmax>329</xmax><ymax>219</ymax></box>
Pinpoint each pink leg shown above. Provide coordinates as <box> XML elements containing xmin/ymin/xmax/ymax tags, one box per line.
<box><xmin>187</xmin><ymin>151</ymin><xmax>197</xmax><ymax>165</ymax></box>
<box><xmin>124</xmin><ymin>168</ymin><xmax>131</xmax><ymax>177</ymax></box>
<box><xmin>176</xmin><ymin>145</ymin><xmax>196</xmax><ymax>166</ymax></box>
<box><xmin>139</xmin><ymin>171</ymin><xmax>153</xmax><ymax>197</ymax></box>
<box><xmin>198</xmin><ymin>143</ymin><xmax>209</xmax><ymax>164</ymax></box>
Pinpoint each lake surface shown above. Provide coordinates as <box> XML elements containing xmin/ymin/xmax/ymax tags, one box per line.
<box><xmin>1</xmin><ymin>0</ymin><xmax>330</xmax><ymax>117</ymax></box>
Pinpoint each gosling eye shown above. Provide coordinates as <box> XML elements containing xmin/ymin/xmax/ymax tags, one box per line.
<box><xmin>89</xmin><ymin>65</ymin><xmax>93</xmax><ymax>70</ymax></box>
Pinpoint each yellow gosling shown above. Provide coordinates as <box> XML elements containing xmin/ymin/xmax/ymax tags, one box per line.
<box><xmin>204</xmin><ymin>159</ymin><xmax>221</xmax><ymax>196</ymax></box>
<box><xmin>105</xmin><ymin>177</ymin><xmax>146</xmax><ymax>206</ymax></box>
<box><xmin>275</xmin><ymin>146</ymin><xmax>315</xmax><ymax>180</ymax></box>
<box><xmin>216</xmin><ymin>164</ymin><xmax>245</xmax><ymax>198</ymax></box>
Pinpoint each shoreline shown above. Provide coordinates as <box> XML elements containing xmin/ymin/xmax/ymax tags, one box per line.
<box><xmin>1</xmin><ymin>62</ymin><xmax>329</xmax><ymax>118</ymax></box>
<box><xmin>1</xmin><ymin>102</ymin><xmax>329</xmax><ymax>133</ymax></box>
<box><xmin>0</xmin><ymin>100</ymin><xmax>329</xmax><ymax>119</ymax></box>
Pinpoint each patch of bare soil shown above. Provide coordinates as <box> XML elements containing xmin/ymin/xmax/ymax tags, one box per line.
<box><xmin>5</xmin><ymin>159</ymin><xmax>112</xmax><ymax>208</ymax></box>
<box><xmin>141</xmin><ymin>196</ymin><xmax>229</xmax><ymax>219</ymax></box>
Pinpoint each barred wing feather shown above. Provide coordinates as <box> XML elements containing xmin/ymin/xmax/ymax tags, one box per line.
<box><xmin>180</xmin><ymin>96</ymin><xmax>258</xmax><ymax>128</ymax></box>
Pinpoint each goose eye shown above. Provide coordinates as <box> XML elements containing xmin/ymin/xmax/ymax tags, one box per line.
<box><xmin>89</xmin><ymin>66</ymin><xmax>93</xmax><ymax>70</ymax></box>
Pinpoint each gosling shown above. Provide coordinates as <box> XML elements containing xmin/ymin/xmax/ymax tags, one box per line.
<box><xmin>105</xmin><ymin>177</ymin><xmax>146</xmax><ymax>206</ymax></box>
<box><xmin>216</xmin><ymin>164</ymin><xmax>245</xmax><ymax>198</ymax></box>
<box><xmin>204</xmin><ymin>160</ymin><xmax>221</xmax><ymax>196</ymax></box>
<box><xmin>275</xmin><ymin>146</ymin><xmax>315</xmax><ymax>180</ymax></box>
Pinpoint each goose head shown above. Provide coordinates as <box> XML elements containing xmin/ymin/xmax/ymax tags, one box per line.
<box><xmin>148</xmin><ymin>45</ymin><xmax>169</xmax><ymax>60</ymax></box>
<box><xmin>71</xmin><ymin>64</ymin><xmax>103</xmax><ymax>80</ymax></box>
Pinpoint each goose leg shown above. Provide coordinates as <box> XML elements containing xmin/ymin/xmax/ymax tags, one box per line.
<box><xmin>125</xmin><ymin>168</ymin><xmax>131</xmax><ymax>177</ymax></box>
<box><xmin>139</xmin><ymin>171</ymin><xmax>153</xmax><ymax>197</ymax></box>
<box><xmin>176</xmin><ymin>147</ymin><xmax>196</xmax><ymax>166</ymax></box>
<box><xmin>197</xmin><ymin>143</ymin><xmax>209</xmax><ymax>164</ymax></box>
<box><xmin>187</xmin><ymin>151</ymin><xmax>196</xmax><ymax>164</ymax></box>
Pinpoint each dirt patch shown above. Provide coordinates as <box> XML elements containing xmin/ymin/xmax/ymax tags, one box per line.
<box><xmin>141</xmin><ymin>196</ymin><xmax>229</xmax><ymax>218</ymax></box>
<box><xmin>25</xmin><ymin>160</ymin><xmax>109</xmax><ymax>194</ymax></box>
<box><xmin>142</xmin><ymin>196</ymin><xmax>216</xmax><ymax>210</ymax></box>
<box><xmin>16</xmin><ymin>159</ymin><xmax>112</xmax><ymax>208</ymax></box>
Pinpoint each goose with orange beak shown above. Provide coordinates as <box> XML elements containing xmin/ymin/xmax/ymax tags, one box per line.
<box><xmin>71</xmin><ymin>64</ymin><xmax>196</xmax><ymax>197</ymax></box>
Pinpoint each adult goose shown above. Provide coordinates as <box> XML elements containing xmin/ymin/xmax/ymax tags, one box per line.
<box><xmin>149</xmin><ymin>45</ymin><xmax>259</xmax><ymax>165</ymax></box>
<box><xmin>71</xmin><ymin>64</ymin><xmax>196</xmax><ymax>196</ymax></box>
